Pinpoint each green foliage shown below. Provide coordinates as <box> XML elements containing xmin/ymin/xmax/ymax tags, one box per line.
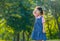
<box><xmin>0</xmin><ymin>0</ymin><xmax>60</xmax><ymax>41</ymax></box>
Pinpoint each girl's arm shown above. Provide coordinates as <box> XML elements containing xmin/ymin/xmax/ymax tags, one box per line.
<box><xmin>42</xmin><ymin>17</ymin><xmax>45</xmax><ymax>33</ymax></box>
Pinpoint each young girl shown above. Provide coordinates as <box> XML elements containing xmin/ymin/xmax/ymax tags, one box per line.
<box><xmin>31</xmin><ymin>6</ymin><xmax>46</xmax><ymax>41</ymax></box>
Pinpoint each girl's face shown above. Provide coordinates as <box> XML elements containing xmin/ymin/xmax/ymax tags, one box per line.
<box><xmin>33</xmin><ymin>8</ymin><xmax>40</xmax><ymax>17</ymax></box>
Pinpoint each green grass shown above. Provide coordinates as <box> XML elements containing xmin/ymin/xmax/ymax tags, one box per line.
<box><xmin>46</xmin><ymin>40</ymin><xmax>60</xmax><ymax>41</ymax></box>
<box><xmin>0</xmin><ymin>40</ymin><xmax>60</xmax><ymax>41</ymax></box>
<box><xmin>32</xmin><ymin>40</ymin><xmax>60</xmax><ymax>41</ymax></box>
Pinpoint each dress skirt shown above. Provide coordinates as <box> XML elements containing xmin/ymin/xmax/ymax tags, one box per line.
<box><xmin>31</xmin><ymin>28</ymin><xmax>47</xmax><ymax>40</ymax></box>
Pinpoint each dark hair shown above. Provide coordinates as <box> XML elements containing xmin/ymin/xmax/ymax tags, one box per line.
<box><xmin>37</xmin><ymin>7</ymin><xmax>43</xmax><ymax>15</ymax></box>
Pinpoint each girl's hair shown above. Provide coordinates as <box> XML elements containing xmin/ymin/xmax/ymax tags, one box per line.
<box><xmin>36</xmin><ymin>6</ymin><xmax>43</xmax><ymax>15</ymax></box>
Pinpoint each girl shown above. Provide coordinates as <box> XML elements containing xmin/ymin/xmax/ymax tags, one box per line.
<box><xmin>31</xmin><ymin>6</ymin><xmax>46</xmax><ymax>41</ymax></box>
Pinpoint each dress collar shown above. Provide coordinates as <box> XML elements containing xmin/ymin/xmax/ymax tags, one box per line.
<box><xmin>36</xmin><ymin>16</ymin><xmax>41</xmax><ymax>19</ymax></box>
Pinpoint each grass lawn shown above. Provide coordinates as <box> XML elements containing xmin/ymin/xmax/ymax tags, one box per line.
<box><xmin>0</xmin><ymin>40</ymin><xmax>11</xmax><ymax>41</ymax></box>
<box><xmin>0</xmin><ymin>40</ymin><xmax>60</xmax><ymax>41</ymax></box>
<box><xmin>46</xmin><ymin>40</ymin><xmax>60</xmax><ymax>41</ymax></box>
<box><xmin>0</xmin><ymin>40</ymin><xmax>6</xmax><ymax>41</ymax></box>
<box><xmin>32</xmin><ymin>40</ymin><xmax>60</xmax><ymax>41</ymax></box>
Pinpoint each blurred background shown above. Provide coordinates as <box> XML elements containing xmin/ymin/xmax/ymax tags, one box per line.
<box><xmin>0</xmin><ymin>0</ymin><xmax>60</xmax><ymax>41</ymax></box>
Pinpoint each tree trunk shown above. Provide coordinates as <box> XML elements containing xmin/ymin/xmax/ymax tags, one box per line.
<box><xmin>16</xmin><ymin>32</ymin><xmax>20</xmax><ymax>41</ymax></box>
<box><xmin>13</xmin><ymin>36</ymin><xmax>15</xmax><ymax>41</ymax></box>
<box><xmin>27</xmin><ymin>35</ymin><xmax>29</xmax><ymax>41</ymax></box>
<box><xmin>22</xmin><ymin>30</ymin><xmax>25</xmax><ymax>41</ymax></box>
<box><xmin>13</xmin><ymin>32</ymin><xmax>20</xmax><ymax>41</ymax></box>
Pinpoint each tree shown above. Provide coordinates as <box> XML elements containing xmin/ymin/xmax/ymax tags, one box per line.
<box><xmin>0</xmin><ymin>0</ymin><xmax>34</xmax><ymax>41</ymax></box>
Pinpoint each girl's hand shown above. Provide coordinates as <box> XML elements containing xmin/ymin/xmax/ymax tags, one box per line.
<box><xmin>33</xmin><ymin>10</ymin><xmax>36</xmax><ymax>17</ymax></box>
<box><xmin>33</xmin><ymin>11</ymin><xmax>35</xmax><ymax>16</ymax></box>
<box><xmin>43</xmin><ymin>29</ymin><xmax>46</xmax><ymax>33</ymax></box>
<box><xmin>42</xmin><ymin>17</ymin><xmax>46</xmax><ymax>33</ymax></box>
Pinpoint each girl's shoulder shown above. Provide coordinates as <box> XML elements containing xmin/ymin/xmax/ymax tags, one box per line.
<box><xmin>42</xmin><ymin>16</ymin><xmax>45</xmax><ymax>23</ymax></box>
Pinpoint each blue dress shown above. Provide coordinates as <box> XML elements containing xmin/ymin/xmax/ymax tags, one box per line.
<box><xmin>31</xmin><ymin>16</ymin><xmax>47</xmax><ymax>41</ymax></box>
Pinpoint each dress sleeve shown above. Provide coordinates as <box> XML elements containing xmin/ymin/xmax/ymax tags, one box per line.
<box><xmin>42</xmin><ymin>17</ymin><xmax>45</xmax><ymax>23</ymax></box>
